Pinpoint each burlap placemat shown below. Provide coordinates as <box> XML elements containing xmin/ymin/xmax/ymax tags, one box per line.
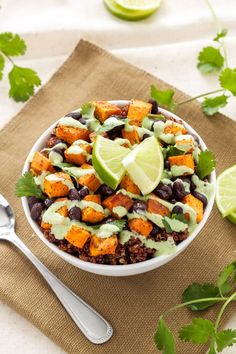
<box><xmin>0</xmin><ymin>39</ymin><xmax>235</xmax><ymax>354</ymax></box>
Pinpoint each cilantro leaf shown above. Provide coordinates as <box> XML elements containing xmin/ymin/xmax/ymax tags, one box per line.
<box><xmin>15</xmin><ymin>172</ymin><xmax>45</xmax><ymax>199</ymax></box>
<box><xmin>197</xmin><ymin>46</ymin><xmax>224</xmax><ymax>74</ymax></box>
<box><xmin>196</xmin><ymin>150</ymin><xmax>216</xmax><ymax>179</ymax></box>
<box><xmin>217</xmin><ymin>261</ymin><xmax>236</xmax><ymax>296</ymax></box>
<box><xmin>8</xmin><ymin>65</ymin><xmax>41</xmax><ymax>102</ymax></box>
<box><xmin>216</xmin><ymin>329</ymin><xmax>236</xmax><ymax>352</ymax></box>
<box><xmin>182</xmin><ymin>283</ymin><xmax>219</xmax><ymax>310</ymax></box>
<box><xmin>0</xmin><ymin>54</ymin><xmax>5</xmax><ymax>80</ymax></box>
<box><xmin>167</xmin><ymin>146</ymin><xmax>184</xmax><ymax>157</ymax></box>
<box><xmin>108</xmin><ymin>219</ymin><xmax>126</xmax><ymax>232</ymax></box>
<box><xmin>0</xmin><ymin>32</ymin><xmax>26</xmax><ymax>56</ymax></box>
<box><xmin>150</xmin><ymin>85</ymin><xmax>176</xmax><ymax>111</ymax></box>
<box><xmin>219</xmin><ymin>68</ymin><xmax>236</xmax><ymax>96</ymax></box>
<box><xmin>163</xmin><ymin>218</ymin><xmax>172</xmax><ymax>233</ymax></box>
<box><xmin>202</xmin><ymin>94</ymin><xmax>228</xmax><ymax>116</ymax></box>
<box><xmin>179</xmin><ymin>318</ymin><xmax>215</xmax><ymax>344</ymax></box>
<box><xmin>213</xmin><ymin>29</ymin><xmax>228</xmax><ymax>42</ymax></box>
<box><xmin>171</xmin><ymin>213</ymin><xmax>188</xmax><ymax>224</ymax></box>
<box><xmin>154</xmin><ymin>316</ymin><xmax>176</xmax><ymax>354</ymax></box>
<box><xmin>81</xmin><ymin>102</ymin><xmax>95</xmax><ymax>119</ymax></box>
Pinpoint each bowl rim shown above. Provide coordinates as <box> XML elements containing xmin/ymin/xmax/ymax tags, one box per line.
<box><xmin>21</xmin><ymin>100</ymin><xmax>216</xmax><ymax>276</ymax></box>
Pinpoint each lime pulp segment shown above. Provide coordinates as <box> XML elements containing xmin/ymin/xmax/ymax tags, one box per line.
<box><xmin>116</xmin><ymin>0</ymin><xmax>161</xmax><ymax>10</ymax></box>
<box><xmin>92</xmin><ymin>135</ymin><xmax>130</xmax><ymax>190</ymax></box>
<box><xmin>122</xmin><ymin>136</ymin><xmax>164</xmax><ymax>195</ymax></box>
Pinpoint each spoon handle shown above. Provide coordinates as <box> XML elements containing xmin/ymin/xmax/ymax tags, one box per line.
<box><xmin>8</xmin><ymin>231</ymin><xmax>113</xmax><ymax>344</ymax></box>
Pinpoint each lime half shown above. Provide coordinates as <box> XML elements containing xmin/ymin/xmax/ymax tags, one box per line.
<box><xmin>92</xmin><ymin>135</ymin><xmax>130</xmax><ymax>190</ymax></box>
<box><xmin>216</xmin><ymin>164</ymin><xmax>236</xmax><ymax>217</ymax></box>
<box><xmin>122</xmin><ymin>136</ymin><xmax>163</xmax><ymax>195</ymax></box>
<box><xmin>227</xmin><ymin>210</ymin><xmax>236</xmax><ymax>224</ymax></box>
<box><xmin>103</xmin><ymin>0</ymin><xmax>161</xmax><ymax>21</ymax></box>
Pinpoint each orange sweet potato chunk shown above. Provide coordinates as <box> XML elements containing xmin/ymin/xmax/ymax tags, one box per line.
<box><xmin>122</xmin><ymin>128</ymin><xmax>140</xmax><ymax>145</ymax></box>
<box><xmin>128</xmin><ymin>218</ymin><xmax>153</xmax><ymax>237</ymax></box>
<box><xmin>183</xmin><ymin>194</ymin><xmax>203</xmax><ymax>223</ymax></box>
<box><xmin>56</xmin><ymin>124</ymin><xmax>90</xmax><ymax>144</ymax></box>
<box><xmin>78</xmin><ymin>173</ymin><xmax>101</xmax><ymax>192</ymax></box>
<box><xmin>120</xmin><ymin>175</ymin><xmax>140</xmax><ymax>195</ymax></box>
<box><xmin>127</xmin><ymin>100</ymin><xmax>152</xmax><ymax>126</ymax></box>
<box><xmin>89</xmin><ymin>131</ymin><xmax>108</xmax><ymax>143</ymax></box>
<box><xmin>65</xmin><ymin>225</ymin><xmax>91</xmax><ymax>249</ymax></box>
<box><xmin>64</xmin><ymin>143</ymin><xmax>91</xmax><ymax>166</ymax></box>
<box><xmin>44</xmin><ymin>172</ymin><xmax>72</xmax><ymax>198</ymax></box>
<box><xmin>82</xmin><ymin>207</ymin><xmax>105</xmax><ymax>223</ymax></box>
<box><xmin>103</xmin><ymin>193</ymin><xmax>133</xmax><ymax>216</ymax></box>
<box><xmin>164</xmin><ymin>123</ymin><xmax>188</xmax><ymax>135</ymax></box>
<box><xmin>31</xmin><ymin>152</ymin><xmax>55</xmax><ymax>176</ymax></box>
<box><xmin>89</xmin><ymin>235</ymin><xmax>118</xmax><ymax>256</ymax></box>
<box><xmin>41</xmin><ymin>221</ymin><xmax>51</xmax><ymax>230</ymax></box>
<box><xmin>147</xmin><ymin>199</ymin><xmax>170</xmax><ymax>216</ymax></box>
<box><xmin>83</xmin><ymin>194</ymin><xmax>101</xmax><ymax>205</ymax></box>
<box><xmin>94</xmin><ymin>101</ymin><xmax>122</xmax><ymax>123</ymax></box>
<box><xmin>168</xmin><ymin>154</ymin><xmax>195</xmax><ymax>173</ymax></box>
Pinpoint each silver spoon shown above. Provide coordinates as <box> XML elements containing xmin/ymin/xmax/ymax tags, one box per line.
<box><xmin>0</xmin><ymin>194</ymin><xmax>113</xmax><ymax>344</ymax></box>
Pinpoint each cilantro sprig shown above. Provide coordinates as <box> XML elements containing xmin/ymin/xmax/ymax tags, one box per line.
<box><xmin>0</xmin><ymin>32</ymin><xmax>41</xmax><ymax>102</ymax></box>
<box><xmin>154</xmin><ymin>260</ymin><xmax>236</xmax><ymax>354</ymax></box>
<box><xmin>196</xmin><ymin>150</ymin><xmax>216</xmax><ymax>179</ymax></box>
<box><xmin>15</xmin><ymin>171</ymin><xmax>45</xmax><ymax>199</ymax></box>
<box><xmin>150</xmin><ymin>1</ymin><xmax>235</xmax><ymax>117</ymax></box>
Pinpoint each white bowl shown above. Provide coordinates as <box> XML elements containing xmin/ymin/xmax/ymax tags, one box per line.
<box><xmin>22</xmin><ymin>101</ymin><xmax>216</xmax><ymax>277</ymax></box>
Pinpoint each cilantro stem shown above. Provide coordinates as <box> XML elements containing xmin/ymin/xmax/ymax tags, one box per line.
<box><xmin>214</xmin><ymin>292</ymin><xmax>236</xmax><ymax>331</ymax></box>
<box><xmin>163</xmin><ymin>297</ymin><xmax>228</xmax><ymax>317</ymax></box>
<box><xmin>177</xmin><ymin>88</ymin><xmax>225</xmax><ymax>106</ymax></box>
<box><xmin>205</xmin><ymin>0</ymin><xmax>228</xmax><ymax>67</ymax></box>
<box><xmin>0</xmin><ymin>50</ymin><xmax>15</xmax><ymax>65</ymax></box>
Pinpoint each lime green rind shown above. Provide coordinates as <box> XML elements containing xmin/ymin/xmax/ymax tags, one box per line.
<box><xmin>103</xmin><ymin>0</ymin><xmax>159</xmax><ymax>21</ymax></box>
<box><xmin>216</xmin><ymin>164</ymin><xmax>236</xmax><ymax>217</ymax></box>
<box><xmin>227</xmin><ymin>211</ymin><xmax>236</xmax><ymax>224</ymax></box>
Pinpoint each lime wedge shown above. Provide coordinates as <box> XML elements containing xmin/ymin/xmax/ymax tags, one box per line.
<box><xmin>122</xmin><ymin>136</ymin><xmax>163</xmax><ymax>195</ymax></box>
<box><xmin>216</xmin><ymin>164</ymin><xmax>236</xmax><ymax>217</ymax></box>
<box><xmin>92</xmin><ymin>135</ymin><xmax>130</xmax><ymax>190</ymax></box>
<box><xmin>103</xmin><ymin>0</ymin><xmax>160</xmax><ymax>21</ymax></box>
<box><xmin>116</xmin><ymin>0</ymin><xmax>161</xmax><ymax>10</ymax></box>
<box><xmin>227</xmin><ymin>210</ymin><xmax>236</xmax><ymax>224</ymax></box>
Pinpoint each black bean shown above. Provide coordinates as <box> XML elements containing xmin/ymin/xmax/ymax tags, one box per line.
<box><xmin>78</xmin><ymin>186</ymin><xmax>89</xmax><ymax>199</ymax></box>
<box><xmin>131</xmin><ymin>200</ymin><xmax>147</xmax><ymax>213</ymax></box>
<box><xmin>53</xmin><ymin>148</ymin><xmax>64</xmax><ymax>156</ymax></box>
<box><xmin>154</xmin><ymin>183</ymin><xmax>173</xmax><ymax>200</ymax></box>
<box><xmin>31</xmin><ymin>202</ymin><xmax>44</xmax><ymax>221</ymax></box>
<box><xmin>173</xmin><ymin>180</ymin><xmax>187</xmax><ymax>200</ymax></box>
<box><xmin>148</xmin><ymin>99</ymin><xmax>158</xmax><ymax>114</ymax></box>
<box><xmin>150</xmin><ymin>225</ymin><xmax>160</xmax><ymax>237</ymax></box>
<box><xmin>192</xmin><ymin>191</ymin><xmax>208</xmax><ymax>207</ymax></box>
<box><xmin>65</xmin><ymin>111</ymin><xmax>82</xmax><ymax>120</ymax></box>
<box><xmin>142</xmin><ymin>133</ymin><xmax>151</xmax><ymax>140</ymax></box>
<box><xmin>164</xmin><ymin>160</ymin><xmax>170</xmax><ymax>169</ymax></box>
<box><xmin>69</xmin><ymin>206</ymin><xmax>82</xmax><ymax>221</ymax></box>
<box><xmin>68</xmin><ymin>188</ymin><xmax>80</xmax><ymax>201</ymax></box>
<box><xmin>97</xmin><ymin>184</ymin><xmax>114</xmax><ymax>198</ymax></box>
<box><xmin>44</xmin><ymin>198</ymin><xmax>55</xmax><ymax>208</ymax></box>
<box><xmin>28</xmin><ymin>196</ymin><xmax>39</xmax><ymax>210</ymax></box>
<box><xmin>107</xmin><ymin>129</ymin><xmax>123</xmax><ymax>140</ymax></box>
<box><xmin>87</xmin><ymin>158</ymin><xmax>92</xmax><ymax>165</ymax></box>
<box><xmin>172</xmin><ymin>205</ymin><xmax>183</xmax><ymax>214</ymax></box>
<box><xmin>170</xmin><ymin>198</ymin><xmax>178</xmax><ymax>204</ymax></box>
<box><xmin>190</xmin><ymin>133</ymin><xmax>200</xmax><ymax>144</ymax></box>
<box><xmin>190</xmin><ymin>180</ymin><xmax>196</xmax><ymax>192</ymax></box>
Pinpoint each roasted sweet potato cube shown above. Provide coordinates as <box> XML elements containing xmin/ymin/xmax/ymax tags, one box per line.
<box><xmin>81</xmin><ymin>163</ymin><xmax>93</xmax><ymax>170</ymax></box>
<box><xmin>89</xmin><ymin>235</ymin><xmax>118</xmax><ymax>256</ymax></box>
<box><xmin>41</xmin><ymin>221</ymin><xmax>51</xmax><ymax>230</ymax></box>
<box><xmin>103</xmin><ymin>193</ymin><xmax>133</xmax><ymax>217</ymax></box>
<box><xmin>44</xmin><ymin>172</ymin><xmax>73</xmax><ymax>198</ymax></box>
<box><xmin>168</xmin><ymin>154</ymin><xmax>195</xmax><ymax>174</ymax></box>
<box><xmin>94</xmin><ymin>101</ymin><xmax>122</xmax><ymax>123</ymax></box>
<box><xmin>82</xmin><ymin>207</ymin><xmax>105</xmax><ymax>223</ymax></box>
<box><xmin>120</xmin><ymin>175</ymin><xmax>140</xmax><ymax>195</ymax></box>
<box><xmin>57</xmin><ymin>205</ymin><xmax>69</xmax><ymax>217</ymax></box>
<box><xmin>56</xmin><ymin>124</ymin><xmax>90</xmax><ymax>144</ymax></box>
<box><xmin>128</xmin><ymin>218</ymin><xmax>153</xmax><ymax>237</ymax></box>
<box><xmin>164</xmin><ymin>123</ymin><xmax>188</xmax><ymax>135</ymax></box>
<box><xmin>175</xmin><ymin>138</ymin><xmax>195</xmax><ymax>153</ymax></box>
<box><xmin>147</xmin><ymin>199</ymin><xmax>170</xmax><ymax>216</ymax></box>
<box><xmin>65</xmin><ymin>225</ymin><xmax>91</xmax><ymax>249</ymax></box>
<box><xmin>127</xmin><ymin>100</ymin><xmax>152</xmax><ymax>126</ymax></box>
<box><xmin>30</xmin><ymin>152</ymin><xmax>55</xmax><ymax>176</ymax></box>
<box><xmin>78</xmin><ymin>173</ymin><xmax>101</xmax><ymax>192</ymax></box>
<box><xmin>83</xmin><ymin>194</ymin><xmax>101</xmax><ymax>205</ymax></box>
<box><xmin>122</xmin><ymin>128</ymin><xmax>140</xmax><ymax>145</ymax></box>
<box><xmin>183</xmin><ymin>194</ymin><xmax>203</xmax><ymax>223</ymax></box>
<box><xmin>64</xmin><ymin>143</ymin><xmax>90</xmax><ymax>166</ymax></box>
<box><xmin>89</xmin><ymin>131</ymin><xmax>108</xmax><ymax>143</ymax></box>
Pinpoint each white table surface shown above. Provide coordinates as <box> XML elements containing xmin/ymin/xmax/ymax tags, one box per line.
<box><xmin>0</xmin><ymin>1</ymin><xmax>235</xmax><ymax>353</ymax></box>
